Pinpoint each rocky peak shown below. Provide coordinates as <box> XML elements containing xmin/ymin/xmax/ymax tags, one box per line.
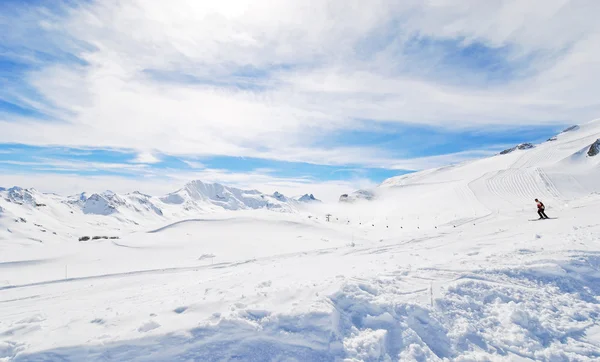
<box><xmin>500</xmin><ymin>143</ymin><xmax>535</xmax><ymax>155</ymax></box>
<box><xmin>588</xmin><ymin>139</ymin><xmax>600</xmax><ymax>157</ymax></box>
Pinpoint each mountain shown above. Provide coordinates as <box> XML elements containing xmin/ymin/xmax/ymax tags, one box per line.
<box><xmin>296</xmin><ymin>194</ymin><xmax>321</xmax><ymax>203</ymax></box>
<box><xmin>272</xmin><ymin>191</ymin><xmax>287</xmax><ymax>202</ymax></box>
<box><xmin>376</xmin><ymin>119</ymin><xmax>600</xmax><ymax>219</ymax></box>
<box><xmin>6</xmin><ymin>186</ymin><xmax>39</xmax><ymax>206</ymax></box>
<box><xmin>0</xmin><ymin>180</ymin><xmax>301</xmax><ymax>230</ymax></box>
<box><xmin>161</xmin><ymin>180</ymin><xmax>294</xmax><ymax>212</ymax></box>
<box><xmin>81</xmin><ymin>193</ymin><xmax>118</xmax><ymax>215</ymax></box>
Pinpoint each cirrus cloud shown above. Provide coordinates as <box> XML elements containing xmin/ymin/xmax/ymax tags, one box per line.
<box><xmin>1</xmin><ymin>0</ymin><xmax>599</xmax><ymax>188</ymax></box>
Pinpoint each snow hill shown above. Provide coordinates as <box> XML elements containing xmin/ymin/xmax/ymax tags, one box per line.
<box><xmin>2</xmin><ymin>119</ymin><xmax>600</xmax><ymax>361</ymax></box>
<box><xmin>372</xmin><ymin>120</ymin><xmax>600</xmax><ymax>219</ymax></box>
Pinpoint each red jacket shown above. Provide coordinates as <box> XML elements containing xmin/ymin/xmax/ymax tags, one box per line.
<box><xmin>537</xmin><ymin>201</ymin><xmax>545</xmax><ymax>210</ymax></box>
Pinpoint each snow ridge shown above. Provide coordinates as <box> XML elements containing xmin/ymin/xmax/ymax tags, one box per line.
<box><xmin>0</xmin><ymin>180</ymin><xmax>312</xmax><ymax>227</ymax></box>
<box><xmin>161</xmin><ymin>180</ymin><xmax>296</xmax><ymax>212</ymax></box>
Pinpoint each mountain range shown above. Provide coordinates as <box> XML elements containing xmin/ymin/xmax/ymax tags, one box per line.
<box><xmin>0</xmin><ymin>181</ymin><xmax>322</xmax><ymax>234</ymax></box>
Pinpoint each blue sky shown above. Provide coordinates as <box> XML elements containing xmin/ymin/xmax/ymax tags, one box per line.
<box><xmin>1</xmin><ymin>0</ymin><xmax>598</xmax><ymax>198</ymax></box>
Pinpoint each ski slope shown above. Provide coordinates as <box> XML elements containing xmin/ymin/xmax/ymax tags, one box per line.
<box><xmin>1</xmin><ymin>120</ymin><xmax>600</xmax><ymax>361</ymax></box>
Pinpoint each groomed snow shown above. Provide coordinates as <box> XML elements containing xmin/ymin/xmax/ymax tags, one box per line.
<box><xmin>1</xmin><ymin>119</ymin><xmax>600</xmax><ymax>361</ymax></box>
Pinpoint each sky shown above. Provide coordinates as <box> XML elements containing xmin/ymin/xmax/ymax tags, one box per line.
<box><xmin>1</xmin><ymin>0</ymin><xmax>599</xmax><ymax>201</ymax></box>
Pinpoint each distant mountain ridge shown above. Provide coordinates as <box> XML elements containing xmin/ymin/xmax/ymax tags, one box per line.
<box><xmin>160</xmin><ymin>180</ymin><xmax>295</xmax><ymax>211</ymax></box>
<box><xmin>0</xmin><ymin>181</ymin><xmax>318</xmax><ymax>223</ymax></box>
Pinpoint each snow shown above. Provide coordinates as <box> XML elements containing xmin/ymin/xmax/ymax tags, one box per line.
<box><xmin>160</xmin><ymin>180</ymin><xmax>297</xmax><ymax>212</ymax></box>
<box><xmin>1</xmin><ymin>119</ymin><xmax>600</xmax><ymax>361</ymax></box>
<box><xmin>81</xmin><ymin>193</ymin><xmax>118</xmax><ymax>215</ymax></box>
<box><xmin>6</xmin><ymin>187</ymin><xmax>37</xmax><ymax>206</ymax></box>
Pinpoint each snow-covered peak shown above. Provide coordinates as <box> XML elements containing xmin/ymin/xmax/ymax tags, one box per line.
<box><xmin>297</xmin><ymin>194</ymin><xmax>321</xmax><ymax>203</ymax></box>
<box><xmin>161</xmin><ymin>180</ymin><xmax>295</xmax><ymax>212</ymax></box>
<box><xmin>272</xmin><ymin>191</ymin><xmax>287</xmax><ymax>202</ymax></box>
<box><xmin>131</xmin><ymin>191</ymin><xmax>152</xmax><ymax>198</ymax></box>
<box><xmin>82</xmin><ymin>193</ymin><xmax>117</xmax><ymax>215</ymax></box>
<box><xmin>5</xmin><ymin>186</ymin><xmax>38</xmax><ymax>206</ymax></box>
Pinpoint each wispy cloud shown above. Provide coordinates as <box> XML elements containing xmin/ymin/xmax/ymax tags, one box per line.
<box><xmin>1</xmin><ymin>0</ymin><xmax>598</xmax><ymax>193</ymax></box>
<box><xmin>181</xmin><ymin>160</ymin><xmax>205</xmax><ymax>169</ymax></box>
<box><xmin>0</xmin><ymin>158</ymin><xmax>150</xmax><ymax>174</ymax></box>
<box><xmin>130</xmin><ymin>152</ymin><xmax>161</xmax><ymax>164</ymax></box>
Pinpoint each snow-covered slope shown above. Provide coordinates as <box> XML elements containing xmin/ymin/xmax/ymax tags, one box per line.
<box><xmin>70</xmin><ymin>191</ymin><xmax>164</xmax><ymax>217</ymax></box>
<box><xmin>2</xmin><ymin>120</ymin><xmax>600</xmax><ymax>361</ymax></box>
<box><xmin>376</xmin><ymin>118</ymin><xmax>600</xmax><ymax>218</ymax></box>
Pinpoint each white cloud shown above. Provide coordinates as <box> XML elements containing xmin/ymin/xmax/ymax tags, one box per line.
<box><xmin>0</xmin><ymin>158</ymin><xmax>151</xmax><ymax>174</ymax></box>
<box><xmin>131</xmin><ymin>152</ymin><xmax>161</xmax><ymax>164</ymax></box>
<box><xmin>1</xmin><ymin>0</ymin><xmax>599</xmax><ymax>169</ymax></box>
<box><xmin>181</xmin><ymin>160</ymin><xmax>205</xmax><ymax>169</ymax></box>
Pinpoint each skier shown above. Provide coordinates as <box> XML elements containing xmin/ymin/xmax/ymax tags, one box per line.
<box><xmin>535</xmin><ymin>198</ymin><xmax>549</xmax><ymax>219</ymax></box>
